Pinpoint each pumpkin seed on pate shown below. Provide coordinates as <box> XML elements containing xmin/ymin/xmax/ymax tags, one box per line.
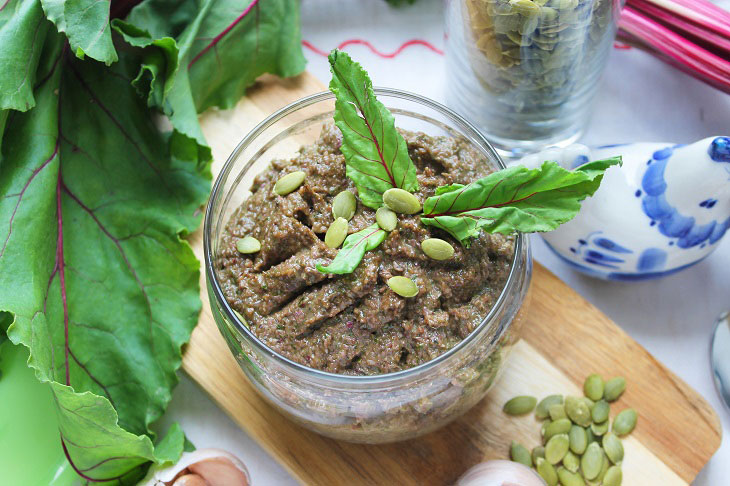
<box><xmin>274</xmin><ymin>170</ymin><xmax>306</xmax><ymax>196</ymax></box>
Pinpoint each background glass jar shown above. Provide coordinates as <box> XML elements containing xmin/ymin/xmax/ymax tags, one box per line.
<box><xmin>445</xmin><ymin>0</ymin><xmax>625</xmax><ymax>155</ymax></box>
<box><xmin>205</xmin><ymin>89</ymin><xmax>533</xmax><ymax>443</ymax></box>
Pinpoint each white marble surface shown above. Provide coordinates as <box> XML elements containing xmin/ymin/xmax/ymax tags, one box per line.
<box><xmin>163</xmin><ymin>1</ymin><xmax>730</xmax><ymax>484</ymax></box>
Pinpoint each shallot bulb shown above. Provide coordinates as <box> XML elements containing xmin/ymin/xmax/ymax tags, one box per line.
<box><xmin>141</xmin><ymin>448</ymin><xmax>250</xmax><ymax>486</ymax></box>
<box><xmin>457</xmin><ymin>460</ymin><xmax>545</xmax><ymax>486</ymax></box>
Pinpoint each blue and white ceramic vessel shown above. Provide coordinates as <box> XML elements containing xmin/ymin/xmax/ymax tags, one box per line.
<box><xmin>517</xmin><ymin>136</ymin><xmax>730</xmax><ymax>281</ymax></box>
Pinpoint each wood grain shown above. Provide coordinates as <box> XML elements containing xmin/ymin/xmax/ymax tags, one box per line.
<box><xmin>182</xmin><ymin>72</ymin><xmax>721</xmax><ymax>485</ymax></box>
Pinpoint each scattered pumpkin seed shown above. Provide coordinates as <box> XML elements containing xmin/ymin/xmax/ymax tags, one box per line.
<box><xmin>536</xmin><ymin>458</ymin><xmax>558</xmax><ymax>486</ymax></box>
<box><xmin>541</xmin><ymin>419</ymin><xmax>551</xmax><ymax>437</ymax></box>
<box><xmin>581</xmin><ymin>396</ymin><xmax>596</xmax><ymax>410</ymax></box>
<box><xmin>603</xmin><ymin>465</ymin><xmax>623</xmax><ymax>486</ymax></box>
<box><xmin>585</xmin><ymin>426</ymin><xmax>597</xmax><ymax>444</ymax></box>
<box><xmin>598</xmin><ymin>451</ymin><xmax>610</xmax><ymax>482</ymax></box>
<box><xmin>536</xmin><ymin>394</ymin><xmax>564</xmax><ymax>419</ymax></box>
<box><xmin>503</xmin><ymin>395</ymin><xmax>537</xmax><ymax>415</ymax></box>
<box><xmin>603</xmin><ymin>432</ymin><xmax>624</xmax><ymax>464</ymax></box>
<box><xmin>604</xmin><ymin>377</ymin><xmax>626</xmax><ymax>402</ymax></box>
<box><xmin>421</xmin><ymin>238</ymin><xmax>455</xmax><ymax>260</ymax></box>
<box><xmin>565</xmin><ymin>396</ymin><xmax>592</xmax><ymax>426</ymax></box>
<box><xmin>544</xmin><ymin>418</ymin><xmax>571</xmax><ymax>441</ymax></box>
<box><xmin>274</xmin><ymin>170</ymin><xmax>306</xmax><ymax>196</ymax></box>
<box><xmin>583</xmin><ymin>373</ymin><xmax>605</xmax><ymax>401</ymax></box>
<box><xmin>591</xmin><ymin>420</ymin><xmax>609</xmax><ymax>436</ymax></box>
<box><xmin>557</xmin><ymin>466</ymin><xmax>586</xmax><ymax>486</ymax></box>
<box><xmin>236</xmin><ymin>236</ymin><xmax>261</xmax><ymax>254</ymax></box>
<box><xmin>612</xmin><ymin>408</ymin><xmax>638</xmax><ymax>436</ymax></box>
<box><xmin>383</xmin><ymin>188</ymin><xmax>421</xmax><ymax>214</ymax></box>
<box><xmin>510</xmin><ymin>441</ymin><xmax>532</xmax><ymax>467</ymax></box>
<box><xmin>375</xmin><ymin>206</ymin><xmax>397</xmax><ymax>231</ymax></box>
<box><xmin>387</xmin><ymin>276</ymin><xmax>419</xmax><ymax>298</ymax></box>
<box><xmin>581</xmin><ymin>442</ymin><xmax>603</xmax><ymax>480</ymax></box>
<box><xmin>591</xmin><ymin>399</ymin><xmax>610</xmax><ymax>423</ymax></box>
<box><xmin>532</xmin><ymin>445</ymin><xmax>545</xmax><ymax>464</ymax></box>
<box><xmin>568</xmin><ymin>424</ymin><xmax>588</xmax><ymax>454</ymax></box>
<box><xmin>563</xmin><ymin>450</ymin><xmax>580</xmax><ymax>473</ymax></box>
<box><xmin>545</xmin><ymin>433</ymin><xmax>569</xmax><ymax>464</ymax></box>
<box><xmin>548</xmin><ymin>403</ymin><xmax>567</xmax><ymax>421</ymax></box>
<box><xmin>324</xmin><ymin>217</ymin><xmax>348</xmax><ymax>248</ymax></box>
<box><xmin>332</xmin><ymin>191</ymin><xmax>356</xmax><ymax>220</ymax></box>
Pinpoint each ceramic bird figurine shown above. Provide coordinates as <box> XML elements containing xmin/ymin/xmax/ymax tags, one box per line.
<box><xmin>516</xmin><ymin>137</ymin><xmax>730</xmax><ymax>280</ymax></box>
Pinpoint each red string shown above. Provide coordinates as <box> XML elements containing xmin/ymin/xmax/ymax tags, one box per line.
<box><xmin>302</xmin><ymin>38</ymin><xmax>444</xmax><ymax>58</ymax></box>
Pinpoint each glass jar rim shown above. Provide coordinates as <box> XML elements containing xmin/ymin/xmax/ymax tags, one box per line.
<box><xmin>204</xmin><ymin>87</ymin><xmax>526</xmax><ymax>385</ymax></box>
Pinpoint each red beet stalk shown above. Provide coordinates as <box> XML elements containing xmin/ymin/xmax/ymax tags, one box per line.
<box><xmin>618</xmin><ymin>0</ymin><xmax>730</xmax><ymax>93</ymax></box>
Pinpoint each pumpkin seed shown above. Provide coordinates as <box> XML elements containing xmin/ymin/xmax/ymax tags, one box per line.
<box><xmin>503</xmin><ymin>395</ymin><xmax>537</xmax><ymax>415</ymax></box>
<box><xmin>569</xmin><ymin>424</ymin><xmax>587</xmax><ymax>454</ymax></box>
<box><xmin>383</xmin><ymin>188</ymin><xmax>421</xmax><ymax>214</ymax></box>
<box><xmin>548</xmin><ymin>403</ymin><xmax>566</xmax><ymax>420</ymax></box>
<box><xmin>544</xmin><ymin>418</ymin><xmax>571</xmax><ymax>441</ymax></box>
<box><xmin>581</xmin><ymin>442</ymin><xmax>604</xmax><ymax>480</ymax></box>
<box><xmin>565</xmin><ymin>396</ymin><xmax>592</xmax><ymax>426</ymax></box>
<box><xmin>545</xmin><ymin>433</ymin><xmax>569</xmax><ymax>464</ymax></box>
<box><xmin>591</xmin><ymin>420</ymin><xmax>609</xmax><ymax>436</ymax></box>
<box><xmin>532</xmin><ymin>445</ymin><xmax>545</xmax><ymax>464</ymax></box>
<box><xmin>598</xmin><ymin>451</ymin><xmax>610</xmax><ymax>481</ymax></box>
<box><xmin>421</xmin><ymin>238</ymin><xmax>455</xmax><ymax>261</ymax></box>
<box><xmin>563</xmin><ymin>450</ymin><xmax>580</xmax><ymax>473</ymax></box>
<box><xmin>603</xmin><ymin>465</ymin><xmax>623</xmax><ymax>486</ymax></box>
<box><xmin>581</xmin><ymin>396</ymin><xmax>596</xmax><ymax>410</ymax></box>
<box><xmin>536</xmin><ymin>458</ymin><xmax>558</xmax><ymax>486</ymax></box>
<box><xmin>512</xmin><ymin>0</ymin><xmax>541</xmax><ymax>16</ymax></box>
<box><xmin>604</xmin><ymin>377</ymin><xmax>626</xmax><ymax>402</ymax></box>
<box><xmin>585</xmin><ymin>426</ymin><xmax>597</xmax><ymax>444</ymax></box>
<box><xmin>536</xmin><ymin>394</ymin><xmax>564</xmax><ymax>419</ymax></box>
<box><xmin>232</xmin><ymin>309</ymin><xmax>249</xmax><ymax>328</ymax></box>
<box><xmin>612</xmin><ymin>408</ymin><xmax>637</xmax><ymax>436</ymax></box>
<box><xmin>591</xmin><ymin>399</ymin><xmax>610</xmax><ymax>424</ymax></box>
<box><xmin>236</xmin><ymin>236</ymin><xmax>261</xmax><ymax>254</ymax></box>
<box><xmin>603</xmin><ymin>432</ymin><xmax>624</xmax><ymax>464</ymax></box>
<box><xmin>332</xmin><ymin>191</ymin><xmax>356</xmax><ymax>220</ymax></box>
<box><xmin>557</xmin><ymin>466</ymin><xmax>585</xmax><ymax>486</ymax></box>
<box><xmin>387</xmin><ymin>276</ymin><xmax>419</xmax><ymax>298</ymax></box>
<box><xmin>274</xmin><ymin>170</ymin><xmax>306</xmax><ymax>196</ymax></box>
<box><xmin>324</xmin><ymin>217</ymin><xmax>348</xmax><ymax>248</ymax></box>
<box><xmin>583</xmin><ymin>374</ymin><xmax>604</xmax><ymax>401</ymax></box>
<box><xmin>375</xmin><ymin>206</ymin><xmax>397</xmax><ymax>231</ymax></box>
<box><xmin>541</xmin><ymin>419</ymin><xmax>551</xmax><ymax>437</ymax></box>
<box><xmin>510</xmin><ymin>441</ymin><xmax>532</xmax><ymax>467</ymax></box>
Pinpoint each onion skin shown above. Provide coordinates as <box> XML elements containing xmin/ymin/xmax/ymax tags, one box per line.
<box><xmin>457</xmin><ymin>460</ymin><xmax>546</xmax><ymax>486</ymax></box>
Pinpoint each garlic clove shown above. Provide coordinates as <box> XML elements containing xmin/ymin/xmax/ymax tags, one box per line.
<box><xmin>188</xmin><ymin>457</ymin><xmax>250</xmax><ymax>486</ymax></box>
<box><xmin>171</xmin><ymin>474</ymin><xmax>208</xmax><ymax>486</ymax></box>
<box><xmin>141</xmin><ymin>448</ymin><xmax>250</xmax><ymax>486</ymax></box>
<box><xmin>457</xmin><ymin>460</ymin><xmax>546</xmax><ymax>486</ymax></box>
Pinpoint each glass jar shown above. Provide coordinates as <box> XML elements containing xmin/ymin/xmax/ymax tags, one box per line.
<box><xmin>204</xmin><ymin>89</ymin><xmax>533</xmax><ymax>443</ymax></box>
<box><xmin>445</xmin><ymin>0</ymin><xmax>624</xmax><ymax>155</ymax></box>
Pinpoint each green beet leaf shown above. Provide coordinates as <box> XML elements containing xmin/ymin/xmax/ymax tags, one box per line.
<box><xmin>0</xmin><ymin>30</ymin><xmax>207</xmax><ymax>482</ymax></box>
<box><xmin>316</xmin><ymin>223</ymin><xmax>387</xmax><ymax>274</ymax></box>
<box><xmin>328</xmin><ymin>49</ymin><xmax>418</xmax><ymax>209</ymax></box>
<box><xmin>126</xmin><ymin>0</ymin><xmax>307</xmax><ymax>113</ymax></box>
<box><xmin>41</xmin><ymin>0</ymin><xmax>118</xmax><ymax>65</ymax></box>
<box><xmin>421</xmin><ymin>158</ymin><xmax>622</xmax><ymax>243</ymax></box>
<box><xmin>0</xmin><ymin>0</ymin><xmax>50</xmax><ymax>111</ymax></box>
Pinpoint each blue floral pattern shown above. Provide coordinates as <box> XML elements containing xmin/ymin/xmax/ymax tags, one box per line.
<box><xmin>641</xmin><ymin>139</ymin><xmax>730</xmax><ymax>249</ymax></box>
<box><xmin>569</xmin><ymin>231</ymin><xmax>632</xmax><ymax>269</ymax></box>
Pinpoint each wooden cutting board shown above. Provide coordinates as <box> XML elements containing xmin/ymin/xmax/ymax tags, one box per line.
<box><xmin>183</xmin><ymin>73</ymin><xmax>722</xmax><ymax>485</ymax></box>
